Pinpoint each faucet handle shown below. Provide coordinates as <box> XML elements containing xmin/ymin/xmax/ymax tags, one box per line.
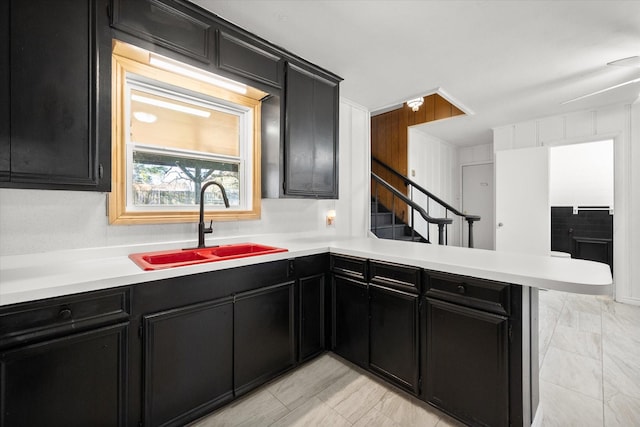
<box><xmin>204</xmin><ymin>220</ymin><xmax>213</xmax><ymax>234</ymax></box>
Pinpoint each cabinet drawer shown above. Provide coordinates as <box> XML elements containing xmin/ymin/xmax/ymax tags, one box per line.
<box><xmin>218</xmin><ymin>30</ymin><xmax>281</xmax><ymax>87</ymax></box>
<box><xmin>331</xmin><ymin>255</ymin><xmax>366</xmax><ymax>280</ymax></box>
<box><xmin>426</xmin><ymin>271</ymin><xmax>510</xmax><ymax>316</ymax></box>
<box><xmin>0</xmin><ymin>289</ymin><xmax>130</xmax><ymax>348</ymax></box>
<box><xmin>370</xmin><ymin>260</ymin><xmax>421</xmax><ymax>294</ymax></box>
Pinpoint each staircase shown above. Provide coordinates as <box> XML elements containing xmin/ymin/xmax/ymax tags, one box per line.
<box><xmin>371</xmin><ymin>157</ymin><xmax>481</xmax><ymax>247</ymax></box>
<box><xmin>371</xmin><ymin>198</ymin><xmax>428</xmax><ymax>242</ymax></box>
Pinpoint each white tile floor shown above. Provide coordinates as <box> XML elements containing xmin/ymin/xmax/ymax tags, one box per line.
<box><xmin>190</xmin><ymin>291</ymin><xmax>640</xmax><ymax>426</ymax></box>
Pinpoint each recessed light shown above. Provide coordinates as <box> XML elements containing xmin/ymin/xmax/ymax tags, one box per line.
<box><xmin>133</xmin><ymin>111</ymin><xmax>158</xmax><ymax>123</ymax></box>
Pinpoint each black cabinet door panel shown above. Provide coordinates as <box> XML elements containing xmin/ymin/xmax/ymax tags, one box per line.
<box><xmin>284</xmin><ymin>64</ymin><xmax>338</xmax><ymax>198</ymax></box>
<box><xmin>370</xmin><ymin>285</ymin><xmax>419</xmax><ymax>393</ymax></box>
<box><xmin>0</xmin><ymin>323</ymin><xmax>128</xmax><ymax>427</ymax></box>
<box><xmin>218</xmin><ymin>30</ymin><xmax>281</xmax><ymax>87</ymax></box>
<box><xmin>332</xmin><ymin>275</ymin><xmax>368</xmax><ymax>368</ymax></box>
<box><xmin>0</xmin><ymin>0</ymin><xmax>9</xmax><ymax>181</ymax></box>
<box><xmin>112</xmin><ymin>0</ymin><xmax>213</xmax><ymax>64</ymax></box>
<box><xmin>299</xmin><ymin>274</ymin><xmax>325</xmax><ymax>361</ymax></box>
<box><xmin>9</xmin><ymin>0</ymin><xmax>110</xmax><ymax>190</ymax></box>
<box><xmin>142</xmin><ymin>297</ymin><xmax>233</xmax><ymax>427</ymax></box>
<box><xmin>426</xmin><ymin>298</ymin><xmax>509</xmax><ymax>427</ymax></box>
<box><xmin>234</xmin><ymin>282</ymin><xmax>295</xmax><ymax>394</ymax></box>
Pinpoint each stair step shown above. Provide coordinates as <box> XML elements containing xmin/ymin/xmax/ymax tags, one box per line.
<box><xmin>371</xmin><ymin>212</ymin><xmax>393</xmax><ymax>226</ymax></box>
<box><xmin>371</xmin><ymin>224</ymin><xmax>408</xmax><ymax>239</ymax></box>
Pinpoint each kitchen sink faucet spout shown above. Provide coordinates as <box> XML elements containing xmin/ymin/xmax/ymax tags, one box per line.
<box><xmin>198</xmin><ymin>181</ymin><xmax>230</xmax><ymax>248</ymax></box>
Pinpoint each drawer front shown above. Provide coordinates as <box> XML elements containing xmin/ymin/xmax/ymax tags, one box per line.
<box><xmin>426</xmin><ymin>271</ymin><xmax>510</xmax><ymax>316</ymax></box>
<box><xmin>218</xmin><ymin>30</ymin><xmax>281</xmax><ymax>87</ymax></box>
<box><xmin>369</xmin><ymin>260</ymin><xmax>421</xmax><ymax>294</ymax></box>
<box><xmin>0</xmin><ymin>289</ymin><xmax>130</xmax><ymax>348</ymax></box>
<box><xmin>330</xmin><ymin>255</ymin><xmax>366</xmax><ymax>280</ymax></box>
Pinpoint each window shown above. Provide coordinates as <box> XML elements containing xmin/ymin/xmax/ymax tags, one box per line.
<box><xmin>109</xmin><ymin>41</ymin><xmax>266</xmax><ymax>224</ymax></box>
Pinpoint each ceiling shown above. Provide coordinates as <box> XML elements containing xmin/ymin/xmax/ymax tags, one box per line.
<box><xmin>192</xmin><ymin>0</ymin><xmax>640</xmax><ymax>146</ymax></box>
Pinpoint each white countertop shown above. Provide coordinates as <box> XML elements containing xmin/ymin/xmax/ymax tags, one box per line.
<box><xmin>0</xmin><ymin>234</ymin><xmax>613</xmax><ymax>307</ymax></box>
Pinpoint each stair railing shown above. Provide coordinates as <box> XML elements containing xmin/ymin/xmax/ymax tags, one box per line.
<box><xmin>372</xmin><ymin>173</ymin><xmax>452</xmax><ymax>245</ymax></box>
<box><xmin>372</xmin><ymin>156</ymin><xmax>481</xmax><ymax>248</ymax></box>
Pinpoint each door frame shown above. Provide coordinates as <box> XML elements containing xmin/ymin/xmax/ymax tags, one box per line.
<box><xmin>459</xmin><ymin>160</ymin><xmax>494</xmax><ymax>249</ymax></box>
<box><xmin>543</xmin><ymin>133</ymin><xmax>626</xmax><ymax>301</ymax></box>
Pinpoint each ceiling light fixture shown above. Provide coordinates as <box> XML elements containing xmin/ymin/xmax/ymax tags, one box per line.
<box><xmin>407</xmin><ymin>97</ymin><xmax>424</xmax><ymax>112</ymax></box>
<box><xmin>149</xmin><ymin>56</ymin><xmax>248</xmax><ymax>95</ymax></box>
<box><xmin>561</xmin><ymin>77</ymin><xmax>640</xmax><ymax>104</ymax></box>
<box><xmin>133</xmin><ymin>111</ymin><xmax>158</xmax><ymax>123</ymax></box>
<box><xmin>131</xmin><ymin>94</ymin><xmax>212</xmax><ymax>118</ymax></box>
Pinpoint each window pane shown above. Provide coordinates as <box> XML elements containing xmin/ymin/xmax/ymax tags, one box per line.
<box><xmin>130</xmin><ymin>88</ymin><xmax>241</xmax><ymax>157</ymax></box>
<box><xmin>132</xmin><ymin>151</ymin><xmax>240</xmax><ymax>207</ymax></box>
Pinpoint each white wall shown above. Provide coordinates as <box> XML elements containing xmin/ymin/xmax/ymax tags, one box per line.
<box><xmin>493</xmin><ymin>102</ymin><xmax>639</xmax><ymax>305</ymax></box>
<box><xmin>0</xmin><ymin>99</ymin><xmax>370</xmax><ymax>256</ymax></box>
<box><xmin>549</xmin><ymin>140</ymin><xmax>613</xmax><ymax>207</ymax></box>
<box><xmin>408</xmin><ymin>128</ymin><xmax>460</xmax><ymax>245</ymax></box>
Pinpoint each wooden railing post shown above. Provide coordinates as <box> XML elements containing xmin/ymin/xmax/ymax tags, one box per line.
<box><xmin>467</xmin><ymin>219</ymin><xmax>474</xmax><ymax>248</ymax></box>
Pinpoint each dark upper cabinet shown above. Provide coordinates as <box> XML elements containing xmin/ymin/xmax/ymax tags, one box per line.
<box><xmin>142</xmin><ymin>297</ymin><xmax>234</xmax><ymax>427</ymax></box>
<box><xmin>111</xmin><ymin>0</ymin><xmax>214</xmax><ymax>65</ymax></box>
<box><xmin>369</xmin><ymin>284</ymin><xmax>420</xmax><ymax>394</ymax></box>
<box><xmin>217</xmin><ymin>29</ymin><xmax>282</xmax><ymax>88</ymax></box>
<box><xmin>283</xmin><ymin>63</ymin><xmax>339</xmax><ymax>198</ymax></box>
<box><xmin>331</xmin><ymin>275</ymin><xmax>369</xmax><ymax>368</ymax></box>
<box><xmin>5</xmin><ymin>0</ymin><xmax>111</xmax><ymax>191</ymax></box>
<box><xmin>234</xmin><ymin>281</ymin><xmax>296</xmax><ymax>395</ymax></box>
<box><xmin>0</xmin><ymin>0</ymin><xmax>9</xmax><ymax>182</ymax></box>
<box><xmin>425</xmin><ymin>298</ymin><xmax>510</xmax><ymax>427</ymax></box>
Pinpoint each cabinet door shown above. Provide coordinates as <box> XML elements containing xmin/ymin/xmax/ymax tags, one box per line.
<box><xmin>142</xmin><ymin>297</ymin><xmax>233</xmax><ymax>427</ymax></box>
<box><xmin>0</xmin><ymin>323</ymin><xmax>128</xmax><ymax>427</ymax></box>
<box><xmin>284</xmin><ymin>63</ymin><xmax>339</xmax><ymax>198</ymax></box>
<box><xmin>218</xmin><ymin>30</ymin><xmax>281</xmax><ymax>88</ymax></box>
<box><xmin>112</xmin><ymin>0</ymin><xmax>214</xmax><ymax>65</ymax></box>
<box><xmin>234</xmin><ymin>282</ymin><xmax>295</xmax><ymax>395</ymax></box>
<box><xmin>426</xmin><ymin>298</ymin><xmax>509</xmax><ymax>427</ymax></box>
<box><xmin>9</xmin><ymin>0</ymin><xmax>110</xmax><ymax>190</ymax></box>
<box><xmin>299</xmin><ymin>274</ymin><xmax>325</xmax><ymax>362</ymax></box>
<box><xmin>332</xmin><ymin>275</ymin><xmax>369</xmax><ymax>368</ymax></box>
<box><xmin>0</xmin><ymin>0</ymin><xmax>8</xmax><ymax>182</ymax></box>
<box><xmin>370</xmin><ymin>285</ymin><xmax>419</xmax><ymax>393</ymax></box>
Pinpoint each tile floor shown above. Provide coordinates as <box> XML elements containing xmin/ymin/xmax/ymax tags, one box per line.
<box><xmin>191</xmin><ymin>291</ymin><xmax>640</xmax><ymax>426</ymax></box>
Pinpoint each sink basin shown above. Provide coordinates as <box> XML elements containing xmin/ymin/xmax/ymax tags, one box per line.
<box><xmin>129</xmin><ymin>243</ymin><xmax>288</xmax><ymax>271</ymax></box>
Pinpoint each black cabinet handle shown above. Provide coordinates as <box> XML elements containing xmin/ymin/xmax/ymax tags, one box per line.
<box><xmin>457</xmin><ymin>284</ymin><xmax>466</xmax><ymax>294</ymax></box>
<box><xmin>58</xmin><ymin>308</ymin><xmax>72</xmax><ymax>320</ymax></box>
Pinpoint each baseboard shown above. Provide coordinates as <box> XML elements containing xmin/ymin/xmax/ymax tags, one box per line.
<box><xmin>615</xmin><ymin>296</ymin><xmax>640</xmax><ymax>306</ymax></box>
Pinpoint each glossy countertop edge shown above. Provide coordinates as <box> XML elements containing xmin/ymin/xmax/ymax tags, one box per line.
<box><xmin>0</xmin><ymin>234</ymin><xmax>613</xmax><ymax>307</ymax></box>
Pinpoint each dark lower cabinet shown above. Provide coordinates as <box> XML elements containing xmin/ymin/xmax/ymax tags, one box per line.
<box><xmin>142</xmin><ymin>297</ymin><xmax>233</xmax><ymax>427</ymax></box>
<box><xmin>0</xmin><ymin>323</ymin><xmax>128</xmax><ymax>427</ymax></box>
<box><xmin>234</xmin><ymin>281</ymin><xmax>296</xmax><ymax>395</ymax></box>
<box><xmin>332</xmin><ymin>275</ymin><xmax>369</xmax><ymax>368</ymax></box>
<box><xmin>299</xmin><ymin>274</ymin><xmax>326</xmax><ymax>362</ymax></box>
<box><xmin>369</xmin><ymin>284</ymin><xmax>420</xmax><ymax>393</ymax></box>
<box><xmin>425</xmin><ymin>298</ymin><xmax>510</xmax><ymax>427</ymax></box>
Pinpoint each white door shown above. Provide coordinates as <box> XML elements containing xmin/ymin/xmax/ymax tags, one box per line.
<box><xmin>462</xmin><ymin>163</ymin><xmax>494</xmax><ymax>250</ymax></box>
<box><xmin>495</xmin><ymin>147</ymin><xmax>550</xmax><ymax>256</ymax></box>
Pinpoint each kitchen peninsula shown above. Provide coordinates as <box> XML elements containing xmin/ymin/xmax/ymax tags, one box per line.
<box><xmin>0</xmin><ymin>235</ymin><xmax>612</xmax><ymax>427</ymax></box>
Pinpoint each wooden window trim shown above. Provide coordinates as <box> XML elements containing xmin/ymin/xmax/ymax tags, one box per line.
<box><xmin>109</xmin><ymin>44</ymin><xmax>263</xmax><ymax>225</ymax></box>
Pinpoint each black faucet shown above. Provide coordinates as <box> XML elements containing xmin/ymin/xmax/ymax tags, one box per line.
<box><xmin>198</xmin><ymin>181</ymin><xmax>230</xmax><ymax>248</ymax></box>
